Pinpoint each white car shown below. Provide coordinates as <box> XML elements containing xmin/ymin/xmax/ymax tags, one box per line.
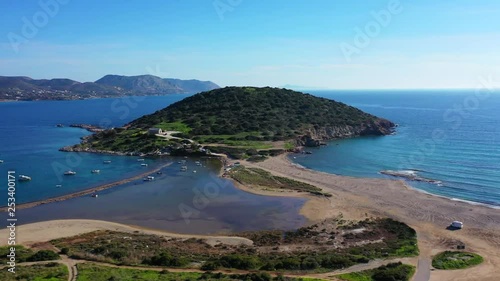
<box><xmin>451</xmin><ymin>221</ymin><xmax>463</xmax><ymax>229</ymax></box>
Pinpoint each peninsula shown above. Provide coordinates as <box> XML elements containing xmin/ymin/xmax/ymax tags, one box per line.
<box><xmin>60</xmin><ymin>86</ymin><xmax>395</xmax><ymax>158</ymax></box>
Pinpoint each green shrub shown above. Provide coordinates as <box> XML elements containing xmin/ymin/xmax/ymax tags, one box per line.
<box><xmin>27</xmin><ymin>250</ymin><xmax>60</xmax><ymax>262</ymax></box>
<box><xmin>432</xmin><ymin>251</ymin><xmax>483</xmax><ymax>270</ymax></box>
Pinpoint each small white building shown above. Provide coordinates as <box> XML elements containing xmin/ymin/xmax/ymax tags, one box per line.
<box><xmin>148</xmin><ymin>128</ymin><xmax>163</xmax><ymax>135</ymax></box>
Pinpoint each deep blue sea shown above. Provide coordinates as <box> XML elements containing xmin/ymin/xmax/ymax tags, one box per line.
<box><xmin>0</xmin><ymin>90</ymin><xmax>499</xmax><ymax>233</ymax></box>
<box><xmin>294</xmin><ymin>90</ymin><xmax>500</xmax><ymax>207</ymax></box>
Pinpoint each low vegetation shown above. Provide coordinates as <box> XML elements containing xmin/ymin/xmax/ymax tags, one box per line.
<box><xmin>130</xmin><ymin>87</ymin><xmax>383</xmax><ymax>138</ymax></box>
<box><xmin>337</xmin><ymin>262</ymin><xmax>415</xmax><ymax>281</ymax></box>
<box><xmin>432</xmin><ymin>251</ymin><xmax>483</xmax><ymax>270</ymax></box>
<box><xmin>228</xmin><ymin>166</ymin><xmax>331</xmax><ymax>197</ymax></box>
<box><xmin>50</xmin><ymin>218</ymin><xmax>417</xmax><ymax>273</ymax></box>
<box><xmin>0</xmin><ymin>263</ymin><xmax>68</xmax><ymax>281</ymax></box>
<box><xmin>0</xmin><ymin>246</ymin><xmax>60</xmax><ymax>263</ymax></box>
<box><xmin>76</xmin><ymin>263</ymin><xmax>324</xmax><ymax>281</ymax></box>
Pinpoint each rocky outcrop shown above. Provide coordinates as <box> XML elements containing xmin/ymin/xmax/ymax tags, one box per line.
<box><xmin>296</xmin><ymin>119</ymin><xmax>395</xmax><ymax>147</ymax></box>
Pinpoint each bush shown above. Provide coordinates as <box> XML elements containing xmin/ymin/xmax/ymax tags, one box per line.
<box><xmin>432</xmin><ymin>251</ymin><xmax>483</xmax><ymax>270</ymax></box>
<box><xmin>27</xmin><ymin>250</ymin><xmax>60</xmax><ymax>262</ymax></box>
<box><xmin>145</xmin><ymin>252</ymin><xmax>188</xmax><ymax>267</ymax></box>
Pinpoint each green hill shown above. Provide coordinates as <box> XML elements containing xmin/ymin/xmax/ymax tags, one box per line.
<box><xmin>62</xmin><ymin>87</ymin><xmax>395</xmax><ymax>156</ymax></box>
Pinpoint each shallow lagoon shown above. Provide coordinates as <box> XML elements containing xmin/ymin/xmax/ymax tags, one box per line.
<box><xmin>17</xmin><ymin>158</ymin><xmax>308</xmax><ymax>234</ymax></box>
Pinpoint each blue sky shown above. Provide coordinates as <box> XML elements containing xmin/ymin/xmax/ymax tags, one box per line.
<box><xmin>1</xmin><ymin>0</ymin><xmax>500</xmax><ymax>89</ymax></box>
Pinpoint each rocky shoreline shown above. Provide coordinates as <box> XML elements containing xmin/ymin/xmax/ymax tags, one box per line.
<box><xmin>296</xmin><ymin>119</ymin><xmax>396</xmax><ymax>147</ymax></box>
<box><xmin>69</xmin><ymin>123</ymin><xmax>105</xmax><ymax>133</ymax></box>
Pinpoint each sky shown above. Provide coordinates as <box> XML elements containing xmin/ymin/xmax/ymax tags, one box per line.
<box><xmin>1</xmin><ymin>0</ymin><xmax>500</xmax><ymax>89</ymax></box>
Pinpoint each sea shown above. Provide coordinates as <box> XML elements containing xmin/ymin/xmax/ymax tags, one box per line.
<box><xmin>0</xmin><ymin>90</ymin><xmax>499</xmax><ymax>233</ymax></box>
<box><xmin>297</xmin><ymin>90</ymin><xmax>500</xmax><ymax>208</ymax></box>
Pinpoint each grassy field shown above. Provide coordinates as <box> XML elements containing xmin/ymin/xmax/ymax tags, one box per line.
<box><xmin>229</xmin><ymin>166</ymin><xmax>331</xmax><ymax>197</ymax></box>
<box><xmin>194</xmin><ymin>132</ymin><xmax>274</xmax><ymax>149</ymax></box>
<box><xmin>432</xmin><ymin>251</ymin><xmax>484</xmax><ymax>270</ymax></box>
<box><xmin>154</xmin><ymin>121</ymin><xmax>192</xmax><ymax>133</ymax></box>
<box><xmin>76</xmin><ymin>263</ymin><xmax>325</xmax><ymax>281</ymax></box>
<box><xmin>337</xmin><ymin>262</ymin><xmax>415</xmax><ymax>281</ymax></box>
<box><xmin>0</xmin><ymin>263</ymin><xmax>68</xmax><ymax>281</ymax></box>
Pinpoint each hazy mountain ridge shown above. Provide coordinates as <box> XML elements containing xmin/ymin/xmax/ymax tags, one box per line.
<box><xmin>0</xmin><ymin>75</ymin><xmax>220</xmax><ymax>100</ymax></box>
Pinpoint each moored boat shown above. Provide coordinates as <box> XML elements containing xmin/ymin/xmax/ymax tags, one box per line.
<box><xmin>18</xmin><ymin>175</ymin><xmax>32</xmax><ymax>181</ymax></box>
<box><xmin>103</xmin><ymin>160</ymin><xmax>112</xmax><ymax>164</ymax></box>
<box><xmin>91</xmin><ymin>169</ymin><xmax>100</xmax><ymax>173</ymax></box>
<box><xmin>141</xmin><ymin>163</ymin><xmax>148</xmax><ymax>167</ymax></box>
<box><xmin>64</xmin><ymin>170</ymin><xmax>77</xmax><ymax>175</ymax></box>
<box><xmin>143</xmin><ymin>175</ymin><xmax>155</xmax><ymax>181</ymax></box>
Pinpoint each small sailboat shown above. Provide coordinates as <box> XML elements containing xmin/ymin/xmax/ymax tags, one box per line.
<box><xmin>18</xmin><ymin>175</ymin><xmax>32</xmax><ymax>181</ymax></box>
<box><xmin>91</xmin><ymin>169</ymin><xmax>100</xmax><ymax>174</ymax></box>
<box><xmin>103</xmin><ymin>160</ymin><xmax>112</xmax><ymax>164</ymax></box>
<box><xmin>64</xmin><ymin>171</ymin><xmax>77</xmax><ymax>176</ymax></box>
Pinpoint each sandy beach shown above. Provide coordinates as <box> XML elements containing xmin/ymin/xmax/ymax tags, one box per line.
<box><xmin>244</xmin><ymin>154</ymin><xmax>500</xmax><ymax>281</ymax></box>
<box><xmin>1</xmin><ymin>154</ymin><xmax>499</xmax><ymax>280</ymax></box>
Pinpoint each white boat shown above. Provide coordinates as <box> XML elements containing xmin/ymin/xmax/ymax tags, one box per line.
<box><xmin>143</xmin><ymin>175</ymin><xmax>155</xmax><ymax>181</ymax></box>
<box><xmin>91</xmin><ymin>193</ymin><xmax>98</xmax><ymax>198</ymax></box>
<box><xmin>64</xmin><ymin>171</ymin><xmax>77</xmax><ymax>176</ymax></box>
<box><xmin>181</xmin><ymin>165</ymin><xmax>188</xmax><ymax>171</ymax></box>
<box><xmin>103</xmin><ymin>160</ymin><xmax>112</xmax><ymax>164</ymax></box>
<box><xmin>141</xmin><ymin>163</ymin><xmax>148</xmax><ymax>167</ymax></box>
<box><xmin>18</xmin><ymin>175</ymin><xmax>32</xmax><ymax>181</ymax></box>
<box><xmin>193</xmin><ymin>170</ymin><xmax>197</xmax><ymax>173</ymax></box>
<box><xmin>91</xmin><ymin>169</ymin><xmax>100</xmax><ymax>174</ymax></box>
<box><xmin>0</xmin><ymin>160</ymin><xmax>4</xmax><ymax>163</ymax></box>
<box><xmin>137</xmin><ymin>158</ymin><xmax>145</xmax><ymax>162</ymax></box>
<box><xmin>451</xmin><ymin>221</ymin><xmax>463</xmax><ymax>229</ymax></box>
<box><xmin>195</xmin><ymin>161</ymin><xmax>202</xmax><ymax>166</ymax></box>
<box><xmin>55</xmin><ymin>184</ymin><xmax>62</xmax><ymax>188</ymax></box>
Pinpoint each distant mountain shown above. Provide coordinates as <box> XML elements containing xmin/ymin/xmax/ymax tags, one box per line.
<box><xmin>0</xmin><ymin>75</ymin><xmax>220</xmax><ymax>101</ymax></box>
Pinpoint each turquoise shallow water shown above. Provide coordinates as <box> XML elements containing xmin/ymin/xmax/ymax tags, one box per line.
<box><xmin>292</xmin><ymin>90</ymin><xmax>500</xmax><ymax>207</ymax></box>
